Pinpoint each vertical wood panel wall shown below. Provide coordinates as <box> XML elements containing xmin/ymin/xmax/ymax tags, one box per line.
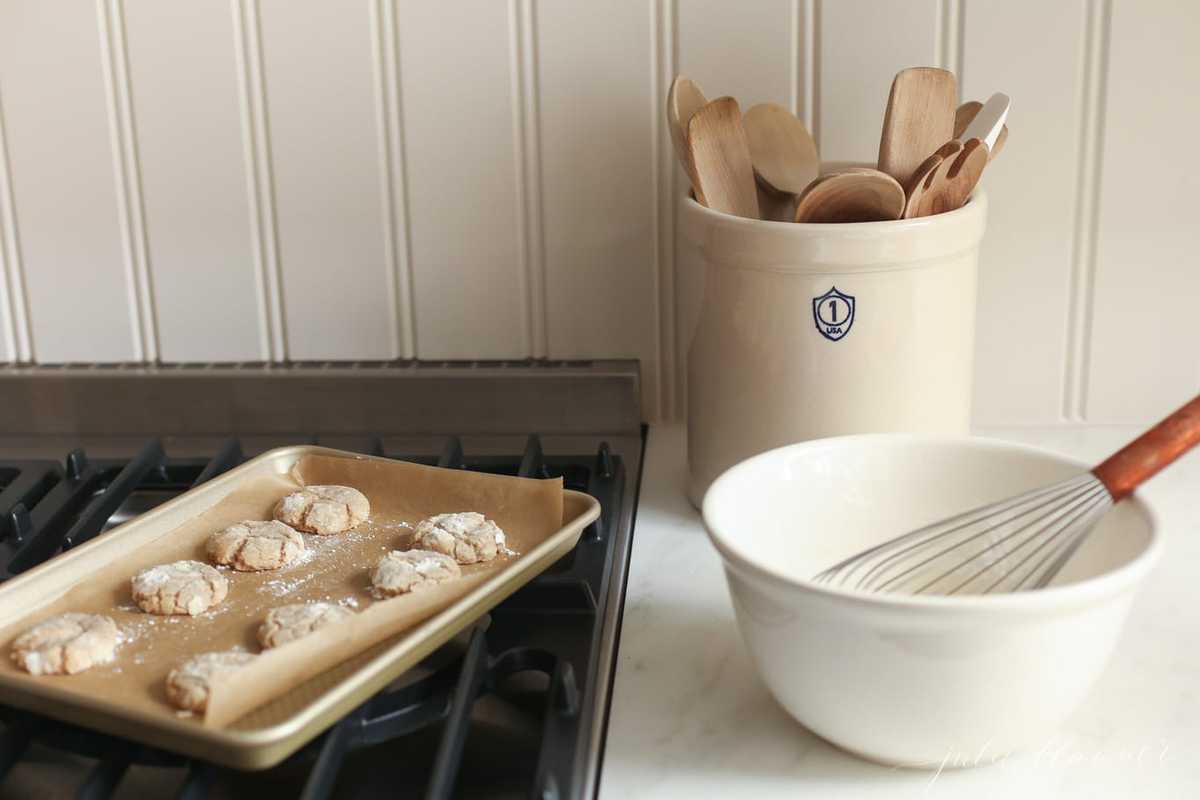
<box><xmin>0</xmin><ymin>0</ymin><xmax>1196</xmax><ymax>425</ymax></box>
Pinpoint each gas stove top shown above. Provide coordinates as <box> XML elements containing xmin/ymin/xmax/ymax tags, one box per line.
<box><xmin>0</xmin><ymin>362</ymin><xmax>644</xmax><ymax>799</ymax></box>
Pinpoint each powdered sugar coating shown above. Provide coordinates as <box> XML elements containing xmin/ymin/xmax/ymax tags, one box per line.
<box><xmin>371</xmin><ymin>549</ymin><xmax>461</xmax><ymax>598</ymax></box>
<box><xmin>413</xmin><ymin>512</ymin><xmax>506</xmax><ymax>564</ymax></box>
<box><xmin>131</xmin><ymin>560</ymin><xmax>228</xmax><ymax>616</ymax></box>
<box><xmin>274</xmin><ymin>485</ymin><xmax>370</xmax><ymax>535</ymax></box>
<box><xmin>165</xmin><ymin>651</ymin><xmax>256</xmax><ymax>711</ymax></box>
<box><xmin>11</xmin><ymin>613</ymin><xmax>119</xmax><ymax>676</ymax></box>
<box><xmin>207</xmin><ymin>519</ymin><xmax>305</xmax><ymax>571</ymax></box>
<box><xmin>257</xmin><ymin>602</ymin><xmax>354</xmax><ymax>648</ymax></box>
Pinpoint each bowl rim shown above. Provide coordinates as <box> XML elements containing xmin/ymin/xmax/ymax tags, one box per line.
<box><xmin>701</xmin><ymin>432</ymin><xmax>1163</xmax><ymax>612</ymax></box>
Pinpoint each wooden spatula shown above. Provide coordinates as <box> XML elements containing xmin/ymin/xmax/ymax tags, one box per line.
<box><xmin>902</xmin><ymin>138</ymin><xmax>988</xmax><ymax>218</ymax></box>
<box><xmin>686</xmin><ymin>97</ymin><xmax>760</xmax><ymax>219</ymax></box>
<box><xmin>667</xmin><ymin>76</ymin><xmax>708</xmax><ymax>191</ymax></box>
<box><xmin>794</xmin><ymin>168</ymin><xmax>905</xmax><ymax>223</ymax></box>
<box><xmin>743</xmin><ymin>102</ymin><xmax>820</xmax><ymax>197</ymax></box>
<box><xmin>877</xmin><ymin>67</ymin><xmax>957</xmax><ymax>186</ymax></box>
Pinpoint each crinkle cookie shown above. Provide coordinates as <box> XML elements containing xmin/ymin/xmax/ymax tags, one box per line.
<box><xmin>274</xmin><ymin>485</ymin><xmax>370</xmax><ymax>535</ymax></box>
<box><xmin>165</xmin><ymin>651</ymin><xmax>257</xmax><ymax>712</ymax></box>
<box><xmin>413</xmin><ymin>512</ymin><xmax>506</xmax><ymax>564</ymax></box>
<box><xmin>257</xmin><ymin>602</ymin><xmax>354</xmax><ymax>649</ymax></box>
<box><xmin>207</xmin><ymin>519</ymin><xmax>305</xmax><ymax>572</ymax></box>
<box><xmin>131</xmin><ymin>560</ymin><xmax>229</xmax><ymax>616</ymax></box>
<box><xmin>10</xmin><ymin>613</ymin><xmax>119</xmax><ymax>676</ymax></box>
<box><xmin>371</xmin><ymin>549</ymin><xmax>461</xmax><ymax>598</ymax></box>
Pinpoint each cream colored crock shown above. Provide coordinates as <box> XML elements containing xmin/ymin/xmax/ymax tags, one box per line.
<box><xmin>682</xmin><ymin>187</ymin><xmax>987</xmax><ymax>507</ymax></box>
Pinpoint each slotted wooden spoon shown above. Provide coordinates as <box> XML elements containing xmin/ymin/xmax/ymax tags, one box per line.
<box><xmin>686</xmin><ymin>97</ymin><xmax>760</xmax><ymax>219</ymax></box>
<box><xmin>902</xmin><ymin>138</ymin><xmax>988</xmax><ymax>218</ymax></box>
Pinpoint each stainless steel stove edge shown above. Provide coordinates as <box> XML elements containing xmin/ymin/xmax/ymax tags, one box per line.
<box><xmin>0</xmin><ymin>360</ymin><xmax>642</xmax><ymax>437</ymax></box>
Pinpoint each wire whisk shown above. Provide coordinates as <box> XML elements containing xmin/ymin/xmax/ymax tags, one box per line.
<box><xmin>815</xmin><ymin>394</ymin><xmax>1200</xmax><ymax>596</ymax></box>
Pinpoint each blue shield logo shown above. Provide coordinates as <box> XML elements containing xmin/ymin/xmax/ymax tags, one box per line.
<box><xmin>812</xmin><ymin>287</ymin><xmax>855</xmax><ymax>341</ymax></box>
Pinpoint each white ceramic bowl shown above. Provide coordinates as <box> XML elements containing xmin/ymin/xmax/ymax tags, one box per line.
<box><xmin>702</xmin><ymin>434</ymin><xmax>1161</xmax><ymax>768</ymax></box>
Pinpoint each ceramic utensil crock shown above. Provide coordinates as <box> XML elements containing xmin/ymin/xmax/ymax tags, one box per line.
<box><xmin>682</xmin><ymin>172</ymin><xmax>986</xmax><ymax>506</ymax></box>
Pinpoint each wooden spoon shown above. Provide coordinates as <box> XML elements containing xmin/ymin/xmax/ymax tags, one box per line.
<box><xmin>902</xmin><ymin>138</ymin><xmax>988</xmax><ymax>218</ymax></box>
<box><xmin>686</xmin><ymin>97</ymin><xmax>760</xmax><ymax>219</ymax></box>
<box><xmin>877</xmin><ymin>67</ymin><xmax>957</xmax><ymax>186</ymax></box>
<box><xmin>955</xmin><ymin>97</ymin><xmax>1009</xmax><ymax>161</ymax></box>
<box><xmin>794</xmin><ymin>168</ymin><xmax>905</xmax><ymax>223</ymax></box>
<box><xmin>743</xmin><ymin>103</ymin><xmax>820</xmax><ymax>197</ymax></box>
<box><xmin>667</xmin><ymin>76</ymin><xmax>708</xmax><ymax>193</ymax></box>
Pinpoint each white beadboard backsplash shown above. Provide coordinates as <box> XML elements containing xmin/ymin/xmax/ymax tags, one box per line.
<box><xmin>0</xmin><ymin>0</ymin><xmax>1197</xmax><ymax>425</ymax></box>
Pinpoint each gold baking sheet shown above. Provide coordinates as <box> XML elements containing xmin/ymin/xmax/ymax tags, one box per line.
<box><xmin>0</xmin><ymin>446</ymin><xmax>599</xmax><ymax>768</ymax></box>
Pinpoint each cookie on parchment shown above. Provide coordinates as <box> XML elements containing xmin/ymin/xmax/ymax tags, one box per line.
<box><xmin>413</xmin><ymin>512</ymin><xmax>506</xmax><ymax>565</ymax></box>
<box><xmin>207</xmin><ymin>519</ymin><xmax>305</xmax><ymax>572</ymax></box>
<box><xmin>131</xmin><ymin>560</ymin><xmax>229</xmax><ymax>616</ymax></box>
<box><xmin>10</xmin><ymin>612</ymin><xmax>119</xmax><ymax>676</ymax></box>
<box><xmin>257</xmin><ymin>602</ymin><xmax>354</xmax><ymax>649</ymax></box>
<box><xmin>274</xmin><ymin>485</ymin><xmax>370</xmax><ymax>535</ymax></box>
<box><xmin>371</xmin><ymin>549</ymin><xmax>461</xmax><ymax>598</ymax></box>
<box><xmin>165</xmin><ymin>651</ymin><xmax>257</xmax><ymax>712</ymax></box>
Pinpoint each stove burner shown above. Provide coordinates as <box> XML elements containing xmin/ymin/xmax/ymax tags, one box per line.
<box><xmin>0</xmin><ymin>433</ymin><xmax>637</xmax><ymax>799</ymax></box>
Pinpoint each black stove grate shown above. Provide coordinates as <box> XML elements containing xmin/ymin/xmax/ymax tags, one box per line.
<box><xmin>0</xmin><ymin>434</ymin><xmax>631</xmax><ymax>799</ymax></box>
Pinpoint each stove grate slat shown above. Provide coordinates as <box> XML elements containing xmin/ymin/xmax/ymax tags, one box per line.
<box><xmin>299</xmin><ymin>707</ymin><xmax>364</xmax><ymax>800</ymax></box>
<box><xmin>0</xmin><ymin>718</ymin><xmax>36</xmax><ymax>783</ymax></box>
<box><xmin>424</xmin><ymin>627</ymin><xmax>490</xmax><ymax>800</ymax></box>
<box><xmin>76</xmin><ymin>746</ymin><xmax>132</xmax><ymax>800</ymax></box>
<box><xmin>191</xmin><ymin>439</ymin><xmax>244</xmax><ymax>487</ymax></box>
<box><xmin>174</xmin><ymin>762</ymin><xmax>215</xmax><ymax>800</ymax></box>
<box><xmin>61</xmin><ymin>440</ymin><xmax>166</xmax><ymax>550</ymax></box>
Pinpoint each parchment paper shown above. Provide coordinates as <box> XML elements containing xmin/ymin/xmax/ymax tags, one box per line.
<box><xmin>0</xmin><ymin>453</ymin><xmax>564</xmax><ymax>728</ymax></box>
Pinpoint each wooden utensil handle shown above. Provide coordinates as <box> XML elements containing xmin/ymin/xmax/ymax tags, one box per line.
<box><xmin>1093</xmin><ymin>394</ymin><xmax>1200</xmax><ymax>501</ymax></box>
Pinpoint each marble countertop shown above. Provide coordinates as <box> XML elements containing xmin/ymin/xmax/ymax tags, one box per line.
<box><xmin>599</xmin><ymin>424</ymin><xmax>1200</xmax><ymax>799</ymax></box>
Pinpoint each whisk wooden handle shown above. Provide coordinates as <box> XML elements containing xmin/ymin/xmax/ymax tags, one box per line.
<box><xmin>1092</xmin><ymin>393</ymin><xmax>1200</xmax><ymax>501</ymax></box>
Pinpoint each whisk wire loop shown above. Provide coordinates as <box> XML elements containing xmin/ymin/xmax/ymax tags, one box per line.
<box><xmin>813</xmin><ymin>474</ymin><xmax>1115</xmax><ymax>596</ymax></box>
<box><xmin>813</xmin><ymin>392</ymin><xmax>1200</xmax><ymax>596</ymax></box>
<box><xmin>1008</xmin><ymin>495</ymin><xmax>1111</xmax><ymax>592</ymax></box>
<box><xmin>868</xmin><ymin>477</ymin><xmax>1099</xmax><ymax>593</ymax></box>
<box><xmin>939</xmin><ymin>483</ymin><xmax>1110</xmax><ymax>595</ymax></box>
<box><xmin>816</xmin><ymin>476</ymin><xmax>1087</xmax><ymax>590</ymax></box>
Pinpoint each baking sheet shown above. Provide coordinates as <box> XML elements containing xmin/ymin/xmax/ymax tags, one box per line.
<box><xmin>0</xmin><ymin>452</ymin><xmax>564</xmax><ymax>731</ymax></box>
